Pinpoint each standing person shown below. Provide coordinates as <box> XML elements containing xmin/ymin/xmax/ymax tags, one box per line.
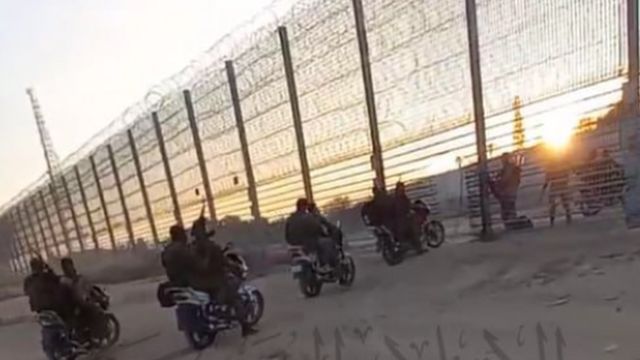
<box><xmin>489</xmin><ymin>153</ymin><xmax>522</xmax><ymax>228</ymax></box>
<box><xmin>542</xmin><ymin>155</ymin><xmax>572</xmax><ymax>227</ymax></box>
<box><xmin>600</xmin><ymin>149</ymin><xmax>625</xmax><ymax>203</ymax></box>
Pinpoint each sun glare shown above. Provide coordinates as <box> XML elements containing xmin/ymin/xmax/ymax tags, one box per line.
<box><xmin>541</xmin><ymin>111</ymin><xmax>579</xmax><ymax>149</ymax></box>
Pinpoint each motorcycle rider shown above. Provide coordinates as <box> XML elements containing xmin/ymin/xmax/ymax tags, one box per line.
<box><xmin>60</xmin><ymin>257</ymin><xmax>105</xmax><ymax>339</ymax></box>
<box><xmin>285</xmin><ymin>199</ymin><xmax>331</xmax><ymax>269</ymax></box>
<box><xmin>393</xmin><ymin>182</ymin><xmax>424</xmax><ymax>253</ymax></box>
<box><xmin>161</xmin><ymin>224</ymin><xmax>195</xmax><ymax>287</ymax></box>
<box><xmin>308</xmin><ymin>202</ymin><xmax>341</xmax><ymax>267</ymax></box>
<box><xmin>189</xmin><ymin>216</ymin><xmax>258</xmax><ymax>337</ymax></box>
<box><xmin>361</xmin><ymin>184</ymin><xmax>394</xmax><ymax>228</ymax></box>
<box><xmin>24</xmin><ymin>258</ymin><xmax>74</xmax><ymax>324</ymax></box>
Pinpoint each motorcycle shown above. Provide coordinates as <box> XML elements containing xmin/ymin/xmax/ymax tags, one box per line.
<box><xmin>38</xmin><ymin>306</ymin><xmax>120</xmax><ymax>360</ymax></box>
<box><xmin>289</xmin><ymin>222</ymin><xmax>356</xmax><ymax>298</ymax></box>
<box><xmin>161</xmin><ymin>280</ymin><xmax>265</xmax><ymax>350</ymax></box>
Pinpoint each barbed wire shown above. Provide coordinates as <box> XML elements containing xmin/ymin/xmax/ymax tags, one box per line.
<box><xmin>1</xmin><ymin>0</ymin><xmax>634</xmax><ymax>266</ymax></box>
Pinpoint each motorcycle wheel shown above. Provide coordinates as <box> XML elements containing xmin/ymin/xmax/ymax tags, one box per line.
<box><xmin>338</xmin><ymin>256</ymin><xmax>356</xmax><ymax>287</ymax></box>
<box><xmin>245</xmin><ymin>289</ymin><xmax>265</xmax><ymax>327</ymax></box>
<box><xmin>102</xmin><ymin>313</ymin><xmax>120</xmax><ymax>348</ymax></box>
<box><xmin>424</xmin><ymin>220</ymin><xmax>445</xmax><ymax>248</ymax></box>
<box><xmin>185</xmin><ymin>330</ymin><xmax>217</xmax><ymax>350</ymax></box>
<box><xmin>381</xmin><ymin>239</ymin><xmax>403</xmax><ymax>266</ymax></box>
<box><xmin>299</xmin><ymin>272</ymin><xmax>323</xmax><ymax>298</ymax></box>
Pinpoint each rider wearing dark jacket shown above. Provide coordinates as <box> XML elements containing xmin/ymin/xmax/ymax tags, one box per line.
<box><xmin>161</xmin><ymin>224</ymin><xmax>195</xmax><ymax>287</ymax></box>
<box><xmin>24</xmin><ymin>258</ymin><xmax>74</xmax><ymax>323</ymax></box>
<box><xmin>361</xmin><ymin>186</ymin><xmax>395</xmax><ymax>228</ymax></box>
<box><xmin>393</xmin><ymin>182</ymin><xmax>423</xmax><ymax>253</ymax></box>
<box><xmin>285</xmin><ymin>199</ymin><xmax>325</xmax><ymax>251</ymax></box>
<box><xmin>189</xmin><ymin>216</ymin><xmax>257</xmax><ymax>337</ymax></box>
<box><xmin>60</xmin><ymin>257</ymin><xmax>105</xmax><ymax>338</ymax></box>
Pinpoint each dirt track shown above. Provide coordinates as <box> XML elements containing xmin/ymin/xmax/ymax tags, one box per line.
<box><xmin>2</xmin><ymin>218</ymin><xmax>639</xmax><ymax>360</ymax></box>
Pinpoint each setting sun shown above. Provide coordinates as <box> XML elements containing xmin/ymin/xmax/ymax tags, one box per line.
<box><xmin>541</xmin><ymin>111</ymin><xmax>579</xmax><ymax>149</ymax></box>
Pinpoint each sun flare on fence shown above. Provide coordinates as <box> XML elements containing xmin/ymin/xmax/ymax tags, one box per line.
<box><xmin>541</xmin><ymin>108</ymin><xmax>581</xmax><ymax>150</ymax></box>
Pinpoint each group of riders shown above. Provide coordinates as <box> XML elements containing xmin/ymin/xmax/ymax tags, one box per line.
<box><xmin>23</xmin><ymin>256</ymin><xmax>106</xmax><ymax>343</ymax></box>
<box><xmin>22</xmin><ymin>180</ymin><xmax>426</xmax><ymax>349</ymax></box>
<box><xmin>360</xmin><ymin>181</ymin><xmax>428</xmax><ymax>253</ymax></box>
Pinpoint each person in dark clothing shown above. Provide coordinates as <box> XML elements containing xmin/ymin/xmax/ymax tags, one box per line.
<box><xmin>285</xmin><ymin>199</ymin><xmax>326</xmax><ymax>260</ymax></box>
<box><xmin>599</xmin><ymin>149</ymin><xmax>625</xmax><ymax>203</ymax></box>
<box><xmin>189</xmin><ymin>216</ymin><xmax>257</xmax><ymax>337</ymax></box>
<box><xmin>542</xmin><ymin>156</ymin><xmax>572</xmax><ymax>227</ymax></box>
<box><xmin>161</xmin><ymin>225</ymin><xmax>194</xmax><ymax>287</ymax></box>
<box><xmin>60</xmin><ymin>257</ymin><xmax>105</xmax><ymax>339</ymax></box>
<box><xmin>307</xmin><ymin>202</ymin><xmax>340</xmax><ymax>267</ymax></box>
<box><xmin>24</xmin><ymin>258</ymin><xmax>74</xmax><ymax>323</ymax></box>
<box><xmin>489</xmin><ymin>153</ymin><xmax>522</xmax><ymax>227</ymax></box>
<box><xmin>361</xmin><ymin>186</ymin><xmax>395</xmax><ymax>228</ymax></box>
<box><xmin>393</xmin><ymin>182</ymin><xmax>423</xmax><ymax>253</ymax></box>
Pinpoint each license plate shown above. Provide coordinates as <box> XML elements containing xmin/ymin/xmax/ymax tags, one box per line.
<box><xmin>291</xmin><ymin>265</ymin><xmax>302</xmax><ymax>273</ymax></box>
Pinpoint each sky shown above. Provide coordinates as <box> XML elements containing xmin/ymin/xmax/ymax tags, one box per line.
<box><xmin>0</xmin><ymin>0</ymin><xmax>274</xmax><ymax>206</ymax></box>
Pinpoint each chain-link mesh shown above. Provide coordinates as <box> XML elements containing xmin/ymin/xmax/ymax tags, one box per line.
<box><xmin>193</xmin><ymin>68</ymin><xmax>253</xmax><ymax>220</ymax></box>
<box><xmin>1</xmin><ymin>0</ymin><xmax>639</xmax><ymax>268</ymax></box>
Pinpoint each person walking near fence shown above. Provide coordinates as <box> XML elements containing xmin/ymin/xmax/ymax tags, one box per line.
<box><xmin>489</xmin><ymin>152</ymin><xmax>522</xmax><ymax>228</ymax></box>
<box><xmin>542</xmin><ymin>154</ymin><xmax>572</xmax><ymax>227</ymax></box>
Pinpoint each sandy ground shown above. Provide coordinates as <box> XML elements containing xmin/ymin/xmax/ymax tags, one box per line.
<box><xmin>1</xmin><ymin>217</ymin><xmax>639</xmax><ymax>360</ymax></box>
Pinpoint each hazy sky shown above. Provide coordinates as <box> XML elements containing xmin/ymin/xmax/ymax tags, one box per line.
<box><xmin>0</xmin><ymin>0</ymin><xmax>273</xmax><ymax>206</ymax></box>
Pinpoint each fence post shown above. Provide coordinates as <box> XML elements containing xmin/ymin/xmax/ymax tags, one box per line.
<box><xmin>60</xmin><ymin>174</ymin><xmax>84</xmax><ymax>252</ymax></box>
<box><xmin>29</xmin><ymin>195</ymin><xmax>52</xmax><ymax>259</ymax></box>
<box><xmin>152</xmin><ymin>111</ymin><xmax>183</xmax><ymax>226</ymax></box>
<box><xmin>90</xmin><ymin>155</ymin><xmax>117</xmax><ymax>249</ymax></box>
<box><xmin>184</xmin><ymin>89</ymin><xmax>217</xmax><ymax>221</ymax></box>
<box><xmin>352</xmin><ymin>0</ymin><xmax>385</xmax><ymax>189</ymax></box>
<box><xmin>75</xmin><ymin>165</ymin><xmax>99</xmax><ymax>249</ymax></box>
<box><xmin>39</xmin><ymin>189</ymin><xmax>62</xmax><ymax>257</ymax></box>
<box><xmin>49</xmin><ymin>182</ymin><xmax>71</xmax><ymax>254</ymax></box>
<box><xmin>278</xmin><ymin>26</ymin><xmax>314</xmax><ymax>202</ymax></box>
<box><xmin>464</xmin><ymin>0</ymin><xmax>492</xmax><ymax>237</ymax></box>
<box><xmin>627</xmin><ymin>0</ymin><xmax>639</xmax><ymax>113</ymax></box>
<box><xmin>107</xmin><ymin>144</ymin><xmax>135</xmax><ymax>247</ymax></box>
<box><xmin>128</xmin><ymin>129</ymin><xmax>159</xmax><ymax>245</ymax></box>
<box><xmin>225</xmin><ymin>60</ymin><xmax>261</xmax><ymax>219</ymax></box>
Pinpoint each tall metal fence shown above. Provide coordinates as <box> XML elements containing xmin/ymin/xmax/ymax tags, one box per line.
<box><xmin>2</xmin><ymin>0</ymin><xmax>639</xmax><ymax>272</ymax></box>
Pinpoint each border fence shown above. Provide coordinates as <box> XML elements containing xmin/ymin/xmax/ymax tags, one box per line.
<box><xmin>2</xmin><ymin>0</ymin><xmax>640</xmax><ymax>272</ymax></box>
